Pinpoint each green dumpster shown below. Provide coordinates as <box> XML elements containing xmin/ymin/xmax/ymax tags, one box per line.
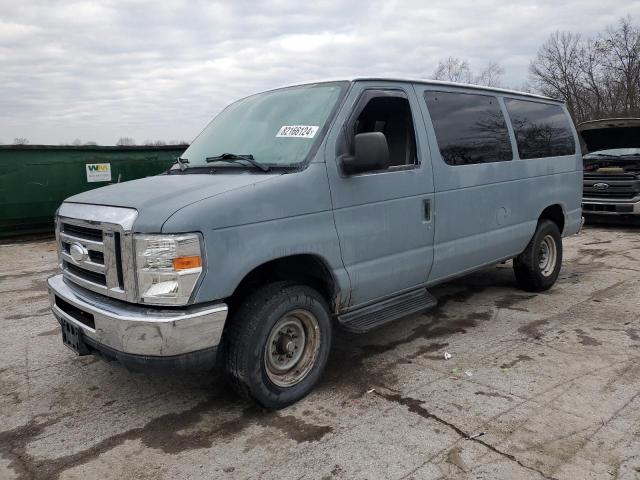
<box><xmin>0</xmin><ymin>145</ymin><xmax>186</xmax><ymax>237</ymax></box>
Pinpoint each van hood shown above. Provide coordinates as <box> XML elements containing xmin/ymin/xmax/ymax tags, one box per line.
<box><xmin>578</xmin><ymin>118</ymin><xmax>640</xmax><ymax>153</ymax></box>
<box><xmin>66</xmin><ymin>172</ymin><xmax>279</xmax><ymax>231</ymax></box>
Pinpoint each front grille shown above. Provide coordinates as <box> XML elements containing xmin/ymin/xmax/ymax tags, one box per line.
<box><xmin>57</xmin><ymin>204</ymin><xmax>138</xmax><ymax>303</ymax></box>
<box><xmin>89</xmin><ymin>251</ymin><xmax>104</xmax><ymax>264</ymax></box>
<box><xmin>62</xmin><ymin>223</ymin><xmax>103</xmax><ymax>242</ymax></box>
<box><xmin>583</xmin><ymin>173</ymin><xmax>640</xmax><ymax>202</ymax></box>
<box><xmin>583</xmin><ymin>190</ymin><xmax>637</xmax><ymax>199</ymax></box>
<box><xmin>64</xmin><ymin>261</ymin><xmax>107</xmax><ymax>286</ymax></box>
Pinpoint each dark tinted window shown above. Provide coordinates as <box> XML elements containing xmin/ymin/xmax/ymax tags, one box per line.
<box><xmin>425</xmin><ymin>91</ymin><xmax>512</xmax><ymax>166</ymax></box>
<box><xmin>505</xmin><ymin>99</ymin><xmax>575</xmax><ymax>159</ymax></box>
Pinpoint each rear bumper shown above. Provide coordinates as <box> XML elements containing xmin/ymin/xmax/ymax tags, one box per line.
<box><xmin>582</xmin><ymin>198</ymin><xmax>640</xmax><ymax>216</ymax></box>
<box><xmin>47</xmin><ymin>274</ymin><xmax>228</xmax><ymax>367</ymax></box>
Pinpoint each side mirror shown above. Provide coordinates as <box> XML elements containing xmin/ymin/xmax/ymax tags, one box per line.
<box><xmin>341</xmin><ymin>132</ymin><xmax>390</xmax><ymax>175</ymax></box>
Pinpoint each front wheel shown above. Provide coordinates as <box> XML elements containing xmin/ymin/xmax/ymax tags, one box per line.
<box><xmin>513</xmin><ymin>220</ymin><xmax>563</xmax><ymax>292</ymax></box>
<box><xmin>223</xmin><ymin>282</ymin><xmax>332</xmax><ymax>409</ymax></box>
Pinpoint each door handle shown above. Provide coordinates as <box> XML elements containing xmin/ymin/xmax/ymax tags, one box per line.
<box><xmin>423</xmin><ymin>199</ymin><xmax>431</xmax><ymax>221</ymax></box>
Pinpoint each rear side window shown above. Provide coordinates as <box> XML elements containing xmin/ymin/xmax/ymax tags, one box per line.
<box><xmin>505</xmin><ymin>99</ymin><xmax>575</xmax><ymax>159</ymax></box>
<box><xmin>424</xmin><ymin>91</ymin><xmax>512</xmax><ymax>166</ymax></box>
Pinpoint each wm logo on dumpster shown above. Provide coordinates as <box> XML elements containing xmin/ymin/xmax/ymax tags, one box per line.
<box><xmin>86</xmin><ymin>163</ymin><xmax>112</xmax><ymax>183</ymax></box>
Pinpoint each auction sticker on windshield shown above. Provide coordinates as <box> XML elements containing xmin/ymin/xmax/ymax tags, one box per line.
<box><xmin>276</xmin><ymin>125</ymin><xmax>319</xmax><ymax>138</ymax></box>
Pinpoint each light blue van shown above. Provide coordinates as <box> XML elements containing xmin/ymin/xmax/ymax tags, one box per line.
<box><xmin>48</xmin><ymin>78</ymin><xmax>583</xmax><ymax>408</ymax></box>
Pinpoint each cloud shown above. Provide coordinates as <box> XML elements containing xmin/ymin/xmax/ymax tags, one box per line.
<box><xmin>0</xmin><ymin>0</ymin><xmax>638</xmax><ymax>144</ymax></box>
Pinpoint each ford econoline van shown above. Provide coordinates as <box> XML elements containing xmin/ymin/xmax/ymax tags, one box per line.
<box><xmin>48</xmin><ymin>78</ymin><xmax>583</xmax><ymax>408</ymax></box>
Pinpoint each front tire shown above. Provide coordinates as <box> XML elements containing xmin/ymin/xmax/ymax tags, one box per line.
<box><xmin>513</xmin><ymin>220</ymin><xmax>562</xmax><ymax>292</ymax></box>
<box><xmin>223</xmin><ymin>282</ymin><xmax>332</xmax><ymax>410</ymax></box>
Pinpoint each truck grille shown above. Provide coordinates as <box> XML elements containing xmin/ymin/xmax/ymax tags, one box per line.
<box><xmin>583</xmin><ymin>191</ymin><xmax>637</xmax><ymax>199</ymax></box>
<box><xmin>62</xmin><ymin>223</ymin><xmax>103</xmax><ymax>242</ymax></box>
<box><xmin>64</xmin><ymin>261</ymin><xmax>108</xmax><ymax>286</ymax></box>
<box><xmin>56</xmin><ymin>203</ymin><xmax>138</xmax><ymax>303</ymax></box>
<box><xmin>583</xmin><ymin>173</ymin><xmax>640</xmax><ymax>202</ymax></box>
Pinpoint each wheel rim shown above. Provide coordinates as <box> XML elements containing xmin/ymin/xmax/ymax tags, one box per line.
<box><xmin>264</xmin><ymin>309</ymin><xmax>321</xmax><ymax>387</ymax></box>
<box><xmin>538</xmin><ymin>234</ymin><xmax>557</xmax><ymax>277</ymax></box>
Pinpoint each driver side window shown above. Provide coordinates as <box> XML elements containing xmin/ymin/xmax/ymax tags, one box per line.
<box><xmin>340</xmin><ymin>91</ymin><xmax>418</xmax><ymax>174</ymax></box>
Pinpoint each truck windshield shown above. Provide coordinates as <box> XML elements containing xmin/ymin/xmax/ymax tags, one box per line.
<box><xmin>182</xmin><ymin>82</ymin><xmax>347</xmax><ymax>169</ymax></box>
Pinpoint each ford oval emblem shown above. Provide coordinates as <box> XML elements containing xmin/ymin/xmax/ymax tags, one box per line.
<box><xmin>593</xmin><ymin>182</ymin><xmax>609</xmax><ymax>190</ymax></box>
<box><xmin>69</xmin><ymin>242</ymin><xmax>89</xmax><ymax>262</ymax></box>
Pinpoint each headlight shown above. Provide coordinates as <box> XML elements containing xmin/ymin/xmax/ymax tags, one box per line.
<box><xmin>134</xmin><ymin>233</ymin><xmax>204</xmax><ymax>305</ymax></box>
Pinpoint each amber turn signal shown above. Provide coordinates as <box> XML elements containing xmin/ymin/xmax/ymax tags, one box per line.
<box><xmin>172</xmin><ymin>256</ymin><xmax>202</xmax><ymax>270</ymax></box>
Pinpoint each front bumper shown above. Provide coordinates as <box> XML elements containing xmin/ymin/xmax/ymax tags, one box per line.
<box><xmin>582</xmin><ymin>198</ymin><xmax>640</xmax><ymax>216</ymax></box>
<box><xmin>47</xmin><ymin>274</ymin><xmax>228</xmax><ymax>367</ymax></box>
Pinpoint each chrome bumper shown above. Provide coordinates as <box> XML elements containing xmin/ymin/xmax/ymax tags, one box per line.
<box><xmin>582</xmin><ymin>198</ymin><xmax>640</xmax><ymax>215</ymax></box>
<box><xmin>47</xmin><ymin>274</ymin><xmax>228</xmax><ymax>357</ymax></box>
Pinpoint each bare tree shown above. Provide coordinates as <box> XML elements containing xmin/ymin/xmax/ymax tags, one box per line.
<box><xmin>530</xmin><ymin>16</ymin><xmax>640</xmax><ymax>122</ymax></box>
<box><xmin>13</xmin><ymin>137</ymin><xmax>28</xmax><ymax>145</ymax></box>
<box><xmin>432</xmin><ymin>57</ymin><xmax>473</xmax><ymax>83</ymax></box>
<box><xmin>116</xmin><ymin>137</ymin><xmax>136</xmax><ymax>146</ymax></box>
<box><xmin>432</xmin><ymin>57</ymin><xmax>505</xmax><ymax>87</ymax></box>
<box><xmin>530</xmin><ymin>31</ymin><xmax>585</xmax><ymax>119</ymax></box>
<box><xmin>71</xmin><ymin>138</ymin><xmax>83</xmax><ymax>146</ymax></box>
<box><xmin>475</xmin><ymin>62</ymin><xmax>505</xmax><ymax>88</ymax></box>
<box><xmin>601</xmin><ymin>16</ymin><xmax>640</xmax><ymax>115</ymax></box>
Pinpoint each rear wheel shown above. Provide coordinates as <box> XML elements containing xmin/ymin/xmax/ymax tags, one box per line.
<box><xmin>223</xmin><ymin>282</ymin><xmax>332</xmax><ymax>409</ymax></box>
<box><xmin>514</xmin><ymin>220</ymin><xmax>562</xmax><ymax>292</ymax></box>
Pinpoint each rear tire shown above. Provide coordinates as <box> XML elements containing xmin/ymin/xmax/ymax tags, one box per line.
<box><xmin>514</xmin><ymin>220</ymin><xmax>562</xmax><ymax>292</ymax></box>
<box><xmin>223</xmin><ymin>282</ymin><xmax>332</xmax><ymax>410</ymax></box>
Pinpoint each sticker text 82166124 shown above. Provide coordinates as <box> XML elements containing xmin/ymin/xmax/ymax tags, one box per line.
<box><xmin>276</xmin><ymin>125</ymin><xmax>319</xmax><ymax>138</ymax></box>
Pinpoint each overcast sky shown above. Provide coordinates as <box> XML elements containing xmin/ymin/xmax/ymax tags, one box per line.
<box><xmin>1</xmin><ymin>1</ymin><xmax>639</xmax><ymax>145</ymax></box>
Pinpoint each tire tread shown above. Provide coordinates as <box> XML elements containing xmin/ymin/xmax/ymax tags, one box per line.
<box><xmin>222</xmin><ymin>281</ymin><xmax>330</xmax><ymax>408</ymax></box>
<box><xmin>514</xmin><ymin>220</ymin><xmax>562</xmax><ymax>292</ymax></box>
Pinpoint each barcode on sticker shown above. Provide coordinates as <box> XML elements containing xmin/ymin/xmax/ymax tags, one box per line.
<box><xmin>276</xmin><ymin>125</ymin><xmax>319</xmax><ymax>138</ymax></box>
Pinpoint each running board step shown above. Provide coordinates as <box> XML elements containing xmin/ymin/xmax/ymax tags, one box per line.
<box><xmin>338</xmin><ymin>289</ymin><xmax>437</xmax><ymax>333</ymax></box>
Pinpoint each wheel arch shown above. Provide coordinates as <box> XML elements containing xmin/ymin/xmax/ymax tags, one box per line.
<box><xmin>226</xmin><ymin>254</ymin><xmax>341</xmax><ymax>316</ymax></box>
<box><xmin>538</xmin><ymin>204</ymin><xmax>565</xmax><ymax>234</ymax></box>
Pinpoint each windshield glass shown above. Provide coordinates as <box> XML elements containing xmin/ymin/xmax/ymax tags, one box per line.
<box><xmin>182</xmin><ymin>82</ymin><xmax>347</xmax><ymax>168</ymax></box>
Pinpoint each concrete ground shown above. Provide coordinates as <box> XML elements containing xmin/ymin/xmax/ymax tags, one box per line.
<box><xmin>1</xmin><ymin>225</ymin><xmax>639</xmax><ymax>480</ymax></box>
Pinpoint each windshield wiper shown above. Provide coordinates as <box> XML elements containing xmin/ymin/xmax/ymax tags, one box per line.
<box><xmin>205</xmin><ymin>153</ymin><xmax>270</xmax><ymax>172</ymax></box>
<box><xmin>173</xmin><ymin>157</ymin><xmax>190</xmax><ymax>171</ymax></box>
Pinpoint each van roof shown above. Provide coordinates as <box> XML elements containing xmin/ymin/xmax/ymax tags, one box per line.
<box><xmin>277</xmin><ymin>77</ymin><xmax>559</xmax><ymax>103</ymax></box>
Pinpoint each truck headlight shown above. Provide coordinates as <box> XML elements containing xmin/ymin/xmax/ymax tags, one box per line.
<box><xmin>134</xmin><ymin>233</ymin><xmax>204</xmax><ymax>305</ymax></box>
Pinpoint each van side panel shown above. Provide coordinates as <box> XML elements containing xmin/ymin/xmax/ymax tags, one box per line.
<box><xmin>428</xmin><ymin>169</ymin><xmax>581</xmax><ymax>283</ymax></box>
<box><xmin>415</xmin><ymin>84</ymin><xmax>582</xmax><ymax>284</ymax></box>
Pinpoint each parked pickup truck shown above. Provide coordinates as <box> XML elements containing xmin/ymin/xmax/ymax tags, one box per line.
<box><xmin>48</xmin><ymin>78</ymin><xmax>583</xmax><ymax>408</ymax></box>
<box><xmin>580</xmin><ymin>118</ymin><xmax>640</xmax><ymax>220</ymax></box>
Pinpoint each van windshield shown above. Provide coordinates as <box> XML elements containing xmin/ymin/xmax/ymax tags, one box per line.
<box><xmin>182</xmin><ymin>82</ymin><xmax>347</xmax><ymax>169</ymax></box>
